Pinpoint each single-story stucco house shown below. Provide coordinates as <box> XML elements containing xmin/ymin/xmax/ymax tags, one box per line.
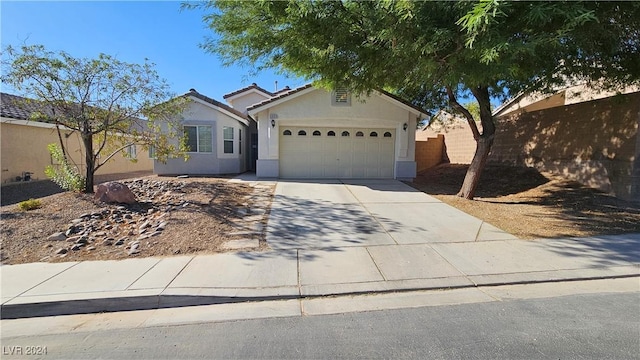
<box><xmin>0</xmin><ymin>92</ymin><xmax>153</xmax><ymax>185</ymax></box>
<box><xmin>155</xmin><ymin>84</ymin><xmax>428</xmax><ymax>180</ymax></box>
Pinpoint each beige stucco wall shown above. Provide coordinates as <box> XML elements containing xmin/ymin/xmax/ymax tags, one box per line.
<box><xmin>495</xmin><ymin>84</ymin><xmax>640</xmax><ymax>118</ymax></box>
<box><xmin>226</xmin><ymin>91</ymin><xmax>271</xmax><ymax>113</ymax></box>
<box><xmin>1</xmin><ymin>119</ymin><xmax>153</xmax><ymax>185</ymax></box>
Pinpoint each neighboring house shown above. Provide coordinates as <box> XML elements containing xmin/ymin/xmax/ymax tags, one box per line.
<box><xmin>0</xmin><ymin>92</ymin><xmax>153</xmax><ymax>185</ymax></box>
<box><xmin>490</xmin><ymin>84</ymin><xmax>640</xmax><ymax>201</ymax></box>
<box><xmin>160</xmin><ymin>84</ymin><xmax>428</xmax><ymax>180</ymax></box>
<box><xmin>412</xmin><ymin>83</ymin><xmax>640</xmax><ymax>201</ymax></box>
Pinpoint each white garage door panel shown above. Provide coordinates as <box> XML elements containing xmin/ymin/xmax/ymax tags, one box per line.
<box><xmin>280</xmin><ymin>126</ymin><xmax>395</xmax><ymax>179</ymax></box>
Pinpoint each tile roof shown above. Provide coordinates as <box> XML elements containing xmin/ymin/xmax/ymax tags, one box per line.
<box><xmin>272</xmin><ymin>86</ymin><xmax>291</xmax><ymax>95</ymax></box>
<box><xmin>222</xmin><ymin>83</ymin><xmax>274</xmax><ymax>99</ymax></box>
<box><xmin>2</xmin><ymin>93</ymin><xmax>149</xmax><ymax>132</ymax></box>
<box><xmin>247</xmin><ymin>83</ymin><xmax>314</xmax><ymax>111</ymax></box>
<box><xmin>185</xmin><ymin>89</ymin><xmax>251</xmax><ymax>121</ymax></box>
<box><xmin>0</xmin><ymin>92</ymin><xmax>56</xmax><ymax>121</ymax></box>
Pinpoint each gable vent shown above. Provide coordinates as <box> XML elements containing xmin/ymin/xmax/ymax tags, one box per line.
<box><xmin>332</xmin><ymin>88</ymin><xmax>351</xmax><ymax>106</ymax></box>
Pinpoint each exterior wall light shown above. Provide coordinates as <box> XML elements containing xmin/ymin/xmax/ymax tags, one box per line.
<box><xmin>271</xmin><ymin>119</ymin><xmax>276</xmax><ymax>127</ymax></box>
<box><xmin>403</xmin><ymin>123</ymin><xmax>408</xmax><ymax>131</ymax></box>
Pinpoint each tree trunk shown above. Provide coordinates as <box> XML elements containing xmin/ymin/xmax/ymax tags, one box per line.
<box><xmin>456</xmin><ymin>86</ymin><xmax>496</xmax><ymax>200</ymax></box>
<box><xmin>82</xmin><ymin>132</ymin><xmax>95</xmax><ymax>194</ymax></box>
<box><xmin>456</xmin><ymin>135</ymin><xmax>494</xmax><ymax>199</ymax></box>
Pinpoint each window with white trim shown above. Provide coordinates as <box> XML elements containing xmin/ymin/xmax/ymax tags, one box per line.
<box><xmin>331</xmin><ymin>88</ymin><xmax>351</xmax><ymax>106</ymax></box>
<box><xmin>184</xmin><ymin>125</ymin><xmax>213</xmax><ymax>153</ymax></box>
<box><xmin>223</xmin><ymin>126</ymin><xmax>234</xmax><ymax>154</ymax></box>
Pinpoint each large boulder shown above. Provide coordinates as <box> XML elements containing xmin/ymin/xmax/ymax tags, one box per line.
<box><xmin>94</xmin><ymin>182</ymin><xmax>137</xmax><ymax>204</ymax></box>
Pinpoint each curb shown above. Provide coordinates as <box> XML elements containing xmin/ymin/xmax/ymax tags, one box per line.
<box><xmin>2</xmin><ymin>273</ymin><xmax>638</xmax><ymax>320</ymax></box>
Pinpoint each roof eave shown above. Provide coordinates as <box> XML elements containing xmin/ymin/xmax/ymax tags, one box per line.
<box><xmin>188</xmin><ymin>95</ymin><xmax>251</xmax><ymax>126</ymax></box>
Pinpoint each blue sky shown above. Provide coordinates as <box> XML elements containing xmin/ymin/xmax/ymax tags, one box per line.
<box><xmin>1</xmin><ymin>1</ymin><xmax>306</xmax><ymax>100</ymax></box>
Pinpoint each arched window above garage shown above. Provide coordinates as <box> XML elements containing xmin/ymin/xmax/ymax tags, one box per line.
<box><xmin>370</xmin><ymin>131</ymin><xmax>378</xmax><ymax>137</ymax></box>
<box><xmin>283</xmin><ymin>130</ymin><xmax>292</xmax><ymax>136</ymax></box>
<box><xmin>313</xmin><ymin>130</ymin><xmax>321</xmax><ymax>136</ymax></box>
<box><xmin>298</xmin><ymin>130</ymin><xmax>307</xmax><ymax>136</ymax></box>
<box><xmin>356</xmin><ymin>131</ymin><xmax>364</xmax><ymax>137</ymax></box>
<box><xmin>384</xmin><ymin>132</ymin><xmax>392</xmax><ymax>137</ymax></box>
<box><xmin>342</xmin><ymin>131</ymin><xmax>350</xmax><ymax>137</ymax></box>
<box><xmin>327</xmin><ymin>131</ymin><xmax>336</xmax><ymax>136</ymax></box>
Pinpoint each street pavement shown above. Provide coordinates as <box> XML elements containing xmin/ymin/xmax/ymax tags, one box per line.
<box><xmin>1</xmin><ymin>179</ymin><xmax>639</xmax><ymax>319</ymax></box>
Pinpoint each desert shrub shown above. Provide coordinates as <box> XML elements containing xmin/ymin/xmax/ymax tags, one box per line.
<box><xmin>18</xmin><ymin>198</ymin><xmax>42</xmax><ymax>211</ymax></box>
<box><xmin>44</xmin><ymin>143</ymin><xmax>85</xmax><ymax>191</ymax></box>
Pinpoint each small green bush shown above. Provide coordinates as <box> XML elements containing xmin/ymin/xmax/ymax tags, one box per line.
<box><xmin>44</xmin><ymin>143</ymin><xmax>85</xmax><ymax>191</ymax></box>
<box><xmin>18</xmin><ymin>198</ymin><xmax>42</xmax><ymax>211</ymax></box>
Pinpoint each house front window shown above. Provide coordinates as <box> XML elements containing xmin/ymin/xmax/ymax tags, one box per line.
<box><xmin>184</xmin><ymin>125</ymin><xmax>213</xmax><ymax>153</ymax></box>
<box><xmin>223</xmin><ymin>126</ymin><xmax>234</xmax><ymax>154</ymax></box>
<box><xmin>126</xmin><ymin>144</ymin><xmax>137</xmax><ymax>158</ymax></box>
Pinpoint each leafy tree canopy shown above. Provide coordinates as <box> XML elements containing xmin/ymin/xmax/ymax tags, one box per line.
<box><xmin>187</xmin><ymin>0</ymin><xmax>640</xmax><ymax>198</ymax></box>
<box><xmin>2</xmin><ymin>45</ymin><xmax>189</xmax><ymax>193</ymax></box>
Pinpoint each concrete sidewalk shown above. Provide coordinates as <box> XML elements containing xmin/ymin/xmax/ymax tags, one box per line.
<box><xmin>1</xmin><ymin>179</ymin><xmax>639</xmax><ymax>319</ymax></box>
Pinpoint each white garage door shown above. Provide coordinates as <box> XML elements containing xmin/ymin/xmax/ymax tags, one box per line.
<box><xmin>280</xmin><ymin>126</ymin><xmax>395</xmax><ymax>178</ymax></box>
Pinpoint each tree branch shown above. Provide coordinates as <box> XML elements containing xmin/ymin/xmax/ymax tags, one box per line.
<box><xmin>95</xmin><ymin>142</ymin><xmax>136</xmax><ymax>171</ymax></box>
<box><xmin>446</xmin><ymin>86</ymin><xmax>481</xmax><ymax>140</ymax></box>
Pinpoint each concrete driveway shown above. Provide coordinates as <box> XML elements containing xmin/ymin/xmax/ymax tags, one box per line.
<box><xmin>267</xmin><ymin>179</ymin><xmax>517</xmax><ymax>250</ymax></box>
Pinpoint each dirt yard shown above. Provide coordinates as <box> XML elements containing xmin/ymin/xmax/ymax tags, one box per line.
<box><xmin>2</xmin><ymin>165</ymin><xmax>639</xmax><ymax>265</ymax></box>
<box><xmin>1</xmin><ymin>176</ymin><xmax>274</xmax><ymax>265</ymax></box>
<box><xmin>410</xmin><ymin>164</ymin><xmax>640</xmax><ymax>239</ymax></box>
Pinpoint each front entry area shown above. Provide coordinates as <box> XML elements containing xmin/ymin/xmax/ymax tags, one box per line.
<box><xmin>279</xmin><ymin>126</ymin><xmax>395</xmax><ymax>179</ymax></box>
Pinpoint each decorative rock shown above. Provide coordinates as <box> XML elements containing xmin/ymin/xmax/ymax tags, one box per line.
<box><xmin>103</xmin><ymin>239</ymin><xmax>114</xmax><ymax>246</ymax></box>
<box><xmin>86</xmin><ymin>246</ymin><xmax>96</xmax><ymax>251</ymax></box>
<box><xmin>114</xmin><ymin>239</ymin><xmax>125</xmax><ymax>246</ymax></box>
<box><xmin>44</xmin><ymin>243</ymin><xmax>53</xmax><ymax>248</ymax></box>
<box><xmin>124</xmin><ymin>214</ymin><xmax>133</xmax><ymax>220</ymax></box>
<box><xmin>70</xmin><ymin>244</ymin><xmax>83</xmax><ymax>251</ymax></box>
<box><xmin>47</xmin><ymin>232</ymin><xmax>67</xmax><ymax>241</ymax></box>
<box><xmin>95</xmin><ymin>182</ymin><xmax>137</xmax><ymax>204</ymax></box>
<box><xmin>139</xmin><ymin>220</ymin><xmax>150</xmax><ymax>230</ymax></box>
